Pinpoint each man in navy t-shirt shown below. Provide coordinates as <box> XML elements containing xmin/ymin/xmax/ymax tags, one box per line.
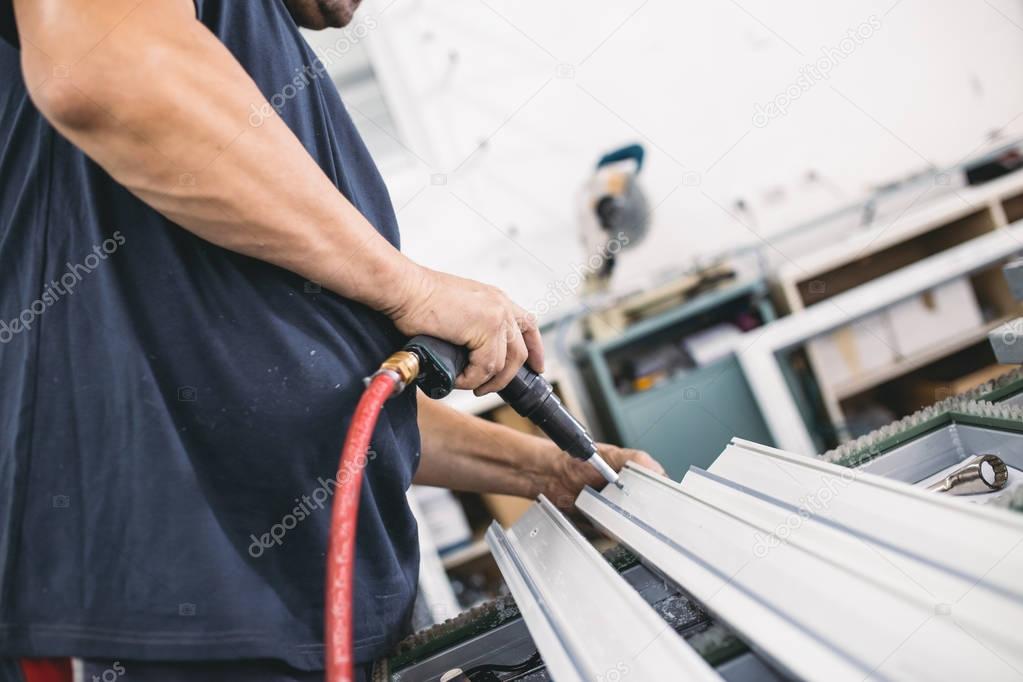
<box><xmin>0</xmin><ymin>1</ymin><xmax>661</xmax><ymax>680</ymax></box>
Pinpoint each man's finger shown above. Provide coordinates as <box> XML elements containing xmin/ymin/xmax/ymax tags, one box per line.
<box><xmin>635</xmin><ymin>452</ymin><xmax>667</xmax><ymax>477</ymax></box>
<box><xmin>597</xmin><ymin>444</ymin><xmax>666</xmax><ymax>477</ymax></box>
<box><xmin>476</xmin><ymin>320</ymin><xmax>527</xmax><ymax>394</ymax></box>
<box><xmin>517</xmin><ymin>312</ymin><xmax>545</xmax><ymax>373</ymax></box>
<box><xmin>457</xmin><ymin>337</ymin><xmax>505</xmax><ymax>391</ymax></box>
<box><xmin>624</xmin><ymin>449</ymin><xmax>665</xmax><ymax>476</ymax></box>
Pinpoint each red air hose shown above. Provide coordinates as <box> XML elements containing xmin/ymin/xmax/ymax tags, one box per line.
<box><xmin>325</xmin><ymin>372</ymin><xmax>398</xmax><ymax>682</ymax></box>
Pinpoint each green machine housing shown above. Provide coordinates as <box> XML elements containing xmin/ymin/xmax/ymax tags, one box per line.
<box><xmin>575</xmin><ymin>279</ymin><xmax>776</xmax><ymax>480</ymax></box>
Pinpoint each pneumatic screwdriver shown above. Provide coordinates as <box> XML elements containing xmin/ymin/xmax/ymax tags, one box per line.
<box><xmin>403</xmin><ymin>335</ymin><xmax>623</xmax><ymax>489</ymax></box>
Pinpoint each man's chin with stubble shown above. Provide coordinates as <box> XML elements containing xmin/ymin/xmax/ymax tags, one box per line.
<box><xmin>284</xmin><ymin>0</ymin><xmax>363</xmax><ymax>29</ymax></box>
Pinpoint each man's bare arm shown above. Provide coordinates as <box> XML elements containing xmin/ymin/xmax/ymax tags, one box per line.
<box><xmin>12</xmin><ymin>0</ymin><xmax>543</xmax><ymax>392</ymax></box>
<box><xmin>413</xmin><ymin>392</ymin><xmax>664</xmax><ymax>508</ymax></box>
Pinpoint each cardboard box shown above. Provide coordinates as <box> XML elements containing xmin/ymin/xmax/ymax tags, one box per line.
<box><xmin>412</xmin><ymin>485</ymin><xmax>472</xmax><ymax>554</ymax></box>
<box><xmin>807</xmin><ymin>312</ymin><xmax>898</xmax><ymax>388</ymax></box>
<box><xmin>905</xmin><ymin>364</ymin><xmax>1015</xmax><ymax>407</ymax></box>
<box><xmin>886</xmin><ymin>278</ymin><xmax>983</xmax><ymax>358</ymax></box>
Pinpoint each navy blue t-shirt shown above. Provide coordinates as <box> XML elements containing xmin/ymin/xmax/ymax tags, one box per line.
<box><xmin>0</xmin><ymin>0</ymin><xmax>420</xmax><ymax>669</ymax></box>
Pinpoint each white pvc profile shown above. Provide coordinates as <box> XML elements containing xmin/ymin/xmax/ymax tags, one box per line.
<box><xmin>485</xmin><ymin>495</ymin><xmax>722</xmax><ymax>682</ymax></box>
<box><xmin>708</xmin><ymin>439</ymin><xmax>1023</xmax><ymax>610</ymax></box>
<box><xmin>577</xmin><ymin>447</ymin><xmax>1023</xmax><ymax>681</ymax></box>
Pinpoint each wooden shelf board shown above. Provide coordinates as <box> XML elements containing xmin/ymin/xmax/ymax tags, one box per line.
<box><xmin>441</xmin><ymin>538</ymin><xmax>491</xmax><ymax>570</ymax></box>
<box><xmin>773</xmin><ymin>169</ymin><xmax>1023</xmax><ymax>303</ymax></box>
<box><xmin>832</xmin><ymin>316</ymin><xmax>1012</xmax><ymax>401</ymax></box>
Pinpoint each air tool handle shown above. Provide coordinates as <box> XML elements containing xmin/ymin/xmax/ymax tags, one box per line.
<box><xmin>403</xmin><ymin>335</ymin><xmax>468</xmax><ymax>399</ymax></box>
<box><xmin>403</xmin><ymin>335</ymin><xmax>599</xmax><ymax>462</ymax></box>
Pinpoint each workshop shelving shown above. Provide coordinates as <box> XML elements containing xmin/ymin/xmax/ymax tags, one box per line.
<box><xmin>1003</xmin><ymin>190</ymin><xmax>1023</xmax><ymax>224</ymax></box>
<box><xmin>773</xmin><ymin>169</ymin><xmax>1023</xmax><ymax>445</ymax></box>
<box><xmin>785</xmin><ymin>204</ymin><xmax>999</xmax><ymax>309</ymax></box>
<box><xmin>830</xmin><ymin>315</ymin><xmax>1015</xmax><ymax>401</ymax></box>
<box><xmin>837</xmin><ymin>339</ymin><xmax>1011</xmax><ymax>438</ymax></box>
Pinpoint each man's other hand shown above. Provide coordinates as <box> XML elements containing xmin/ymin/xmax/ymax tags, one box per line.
<box><xmin>388</xmin><ymin>265</ymin><xmax>544</xmax><ymax>395</ymax></box>
<box><xmin>542</xmin><ymin>443</ymin><xmax>666</xmax><ymax>510</ymax></box>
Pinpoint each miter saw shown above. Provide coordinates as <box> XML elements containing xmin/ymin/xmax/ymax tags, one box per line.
<box><xmin>577</xmin><ymin>143</ymin><xmax>650</xmax><ymax>292</ymax></box>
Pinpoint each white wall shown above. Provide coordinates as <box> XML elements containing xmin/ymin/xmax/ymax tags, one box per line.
<box><xmin>332</xmin><ymin>0</ymin><xmax>1023</xmax><ymax>319</ymax></box>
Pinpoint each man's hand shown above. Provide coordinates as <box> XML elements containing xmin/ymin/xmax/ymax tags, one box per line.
<box><xmin>388</xmin><ymin>265</ymin><xmax>544</xmax><ymax>395</ymax></box>
<box><xmin>541</xmin><ymin>443</ymin><xmax>665</xmax><ymax>510</ymax></box>
<box><xmin>414</xmin><ymin>394</ymin><xmax>665</xmax><ymax>507</ymax></box>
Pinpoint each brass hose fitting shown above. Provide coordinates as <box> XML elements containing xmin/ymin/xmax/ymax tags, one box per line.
<box><xmin>373</xmin><ymin>350</ymin><xmax>421</xmax><ymax>395</ymax></box>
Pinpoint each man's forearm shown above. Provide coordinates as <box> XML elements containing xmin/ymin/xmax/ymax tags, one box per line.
<box><xmin>413</xmin><ymin>391</ymin><xmax>558</xmax><ymax>498</ymax></box>
<box><xmin>14</xmin><ymin>0</ymin><xmax>414</xmax><ymax>314</ymax></box>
